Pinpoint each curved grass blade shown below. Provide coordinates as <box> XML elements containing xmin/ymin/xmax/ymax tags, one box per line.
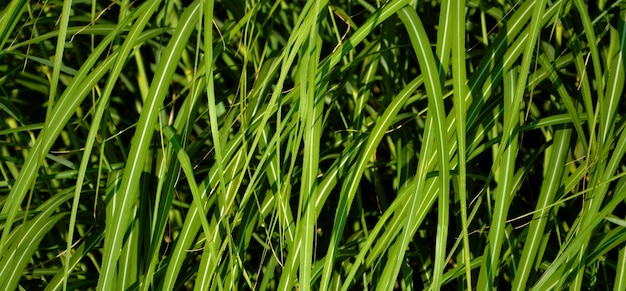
<box><xmin>97</xmin><ymin>1</ymin><xmax>202</xmax><ymax>288</ymax></box>
<box><xmin>0</xmin><ymin>0</ymin><xmax>27</xmax><ymax>50</ymax></box>
<box><xmin>0</xmin><ymin>20</ymin><xmax>165</xmax><ymax>258</ymax></box>
<box><xmin>64</xmin><ymin>1</ymin><xmax>161</xmax><ymax>289</ymax></box>
<box><xmin>475</xmin><ymin>0</ymin><xmax>547</xmax><ymax>287</ymax></box>
<box><xmin>511</xmin><ymin>127</ymin><xmax>572</xmax><ymax>289</ymax></box>
<box><xmin>0</xmin><ymin>191</ymin><xmax>73</xmax><ymax>290</ymax></box>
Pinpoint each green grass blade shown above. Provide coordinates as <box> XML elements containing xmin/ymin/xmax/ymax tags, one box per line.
<box><xmin>567</xmin><ymin>4</ymin><xmax>626</xmax><ymax>288</ymax></box>
<box><xmin>476</xmin><ymin>67</ymin><xmax>519</xmax><ymax>290</ymax></box>
<box><xmin>512</xmin><ymin>127</ymin><xmax>572</xmax><ymax>289</ymax></box>
<box><xmin>616</xmin><ymin>245</ymin><xmax>626</xmax><ymax>291</ymax></box>
<box><xmin>159</xmin><ymin>134</ymin><xmax>244</xmax><ymax>289</ymax></box>
<box><xmin>163</xmin><ymin>125</ymin><xmax>213</xmax><ymax>289</ymax></box>
<box><xmin>450</xmin><ymin>0</ymin><xmax>472</xmax><ymax>289</ymax></box>
<box><xmin>476</xmin><ymin>0</ymin><xmax>547</xmax><ymax>287</ymax></box>
<box><xmin>0</xmin><ymin>191</ymin><xmax>72</xmax><ymax>290</ymax></box>
<box><xmin>0</xmin><ymin>22</ymin><xmax>163</xmax><ymax>257</ymax></box>
<box><xmin>46</xmin><ymin>0</ymin><xmax>72</xmax><ymax>116</ymax></box>
<box><xmin>297</xmin><ymin>2</ymin><xmax>324</xmax><ymax>290</ymax></box>
<box><xmin>64</xmin><ymin>1</ymin><xmax>161</xmax><ymax>289</ymax></box>
<box><xmin>97</xmin><ymin>1</ymin><xmax>202</xmax><ymax>288</ymax></box>
<box><xmin>0</xmin><ymin>0</ymin><xmax>26</xmax><ymax>50</ymax></box>
<box><xmin>394</xmin><ymin>7</ymin><xmax>448</xmax><ymax>290</ymax></box>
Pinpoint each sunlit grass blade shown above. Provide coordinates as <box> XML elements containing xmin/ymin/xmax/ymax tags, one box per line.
<box><xmin>0</xmin><ymin>191</ymin><xmax>72</xmax><ymax>290</ymax></box>
<box><xmin>46</xmin><ymin>0</ymin><xmax>72</xmax><ymax>116</ymax></box>
<box><xmin>297</xmin><ymin>2</ymin><xmax>324</xmax><ymax>290</ymax></box>
<box><xmin>159</xmin><ymin>133</ymin><xmax>244</xmax><ymax>289</ymax></box>
<box><xmin>475</xmin><ymin>1</ymin><xmax>546</xmax><ymax>287</ymax></box>
<box><xmin>512</xmin><ymin>127</ymin><xmax>571</xmax><ymax>289</ymax></box>
<box><xmin>567</xmin><ymin>5</ymin><xmax>626</xmax><ymax>289</ymax></box>
<box><xmin>97</xmin><ymin>1</ymin><xmax>202</xmax><ymax>288</ymax></box>
<box><xmin>532</xmin><ymin>173</ymin><xmax>626</xmax><ymax>289</ymax></box>
<box><xmin>449</xmin><ymin>0</ymin><xmax>472</xmax><ymax>288</ymax></box>
<box><xmin>0</xmin><ymin>22</ymin><xmax>165</xmax><ymax>257</ymax></box>
<box><xmin>64</xmin><ymin>1</ymin><xmax>161</xmax><ymax>289</ymax></box>
<box><xmin>0</xmin><ymin>0</ymin><xmax>26</xmax><ymax>50</ymax></box>
<box><xmin>616</xmin><ymin>243</ymin><xmax>626</xmax><ymax>290</ymax></box>
<box><xmin>397</xmin><ymin>6</ymin><xmax>449</xmax><ymax>289</ymax></box>
<box><xmin>163</xmin><ymin>125</ymin><xmax>214</xmax><ymax>289</ymax></box>
<box><xmin>477</xmin><ymin>67</ymin><xmax>519</xmax><ymax>290</ymax></box>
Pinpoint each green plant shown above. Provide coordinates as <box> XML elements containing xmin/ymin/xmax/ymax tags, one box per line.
<box><xmin>0</xmin><ymin>0</ymin><xmax>625</xmax><ymax>289</ymax></box>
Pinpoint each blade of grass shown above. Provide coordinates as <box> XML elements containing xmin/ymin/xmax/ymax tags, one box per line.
<box><xmin>64</xmin><ymin>1</ymin><xmax>160</xmax><ymax>289</ymax></box>
<box><xmin>162</xmin><ymin>125</ymin><xmax>213</xmax><ymax>289</ymax></box>
<box><xmin>0</xmin><ymin>22</ymin><xmax>165</xmax><ymax>258</ymax></box>
<box><xmin>297</xmin><ymin>1</ymin><xmax>323</xmax><ymax>289</ymax></box>
<box><xmin>97</xmin><ymin>1</ymin><xmax>202</xmax><ymax>288</ymax></box>
<box><xmin>573</xmin><ymin>0</ymin><xmax>605</xmax><ymax>147</ymax></box>
<box><xmin>159</xmin><ymin>133</ymin><xmax>244</xmax><ymax>290</ymax></box>
<box><xmin>532</xmin><ymin>173</ymin><xmax>626</xmax><ymax>290</ymax></box>
<box><xmin>511</xmin><ymin>126</ymin><xmax>572</xmax><ymax>289</ymax></box>
<box><xmin>46</xmin><ymin>0</ymin><xmax>72</xmax><ymax>116</ymax></box>
<box><xmin>190</xmin><ymin>0</ymin><xmax>224</xmax><ymax>288</ymax></box>
<box><xmin>382</xmin><ymin>7</ymin><xmax>448</xmax><ymax>290</ymax></box>
<box><xmin>568</xmin><ymin>6</ymin><xmax>626</xmax><ymax>288</ymax></box>
<box><xmin>450</xmin><ymin>0</ymin><xmax>472</xmax><ymax>289</ymax></box>
<box><xmin>0</xmin><ymin>191</ymin><xmax>73</xmax><ymax>290</ymax></box>
<box><xmin>142</xmin><ymin>70</ymin><xmax>207</xmax><ymax>291</ymax></box>
<box><xmin>615</xmin><ymin>244</ymin><xmax>626</xmax><ymax>290</ymax></box>
<box><xmin>435</xmin><ymin>0</ymin><xmax>451</xmax><ymax>77</ymax></box>
<box><xmin>476</xmin><ymin>0</ymin><xmax>547</xmax><ymax>287</ymax></box>
<box><xmin>475</xmin><ymin>67</ymin><xmax>516</xmax><ymax>290</ymax></box>
<box><xmin>0</xmin><ymin>0</ymin><xmax>27</xmax><ymax>50</ymax></box>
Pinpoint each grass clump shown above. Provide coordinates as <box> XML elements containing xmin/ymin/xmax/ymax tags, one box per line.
<box><xmin>0</xmin><ymin>0</ymin><xmax>625</xmax><ymax>289</ymax></box>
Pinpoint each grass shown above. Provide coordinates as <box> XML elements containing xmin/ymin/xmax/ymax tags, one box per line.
<box><xmin>0</xmin><ymin>0</ymin><xmax>625</xmax><ymax>289</ymax></box>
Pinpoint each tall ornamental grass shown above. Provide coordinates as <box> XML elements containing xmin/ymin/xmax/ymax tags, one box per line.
<box><xmin>0</xmin><ymin>0</ymin><xmax>625</xmax><ymax>289</ymax></box>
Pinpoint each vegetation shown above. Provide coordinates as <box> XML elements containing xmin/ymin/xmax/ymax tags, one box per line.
<box><xmin>1</xmin><ymin>0</ymin><xmax>625</xmax><ymax>289</ymax></box>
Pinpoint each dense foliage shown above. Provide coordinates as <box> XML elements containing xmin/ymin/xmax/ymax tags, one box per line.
<box><xmin>1</xmin><ymin>0</ymin><xmax>625</xmax><ymax>289</ymax></box>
